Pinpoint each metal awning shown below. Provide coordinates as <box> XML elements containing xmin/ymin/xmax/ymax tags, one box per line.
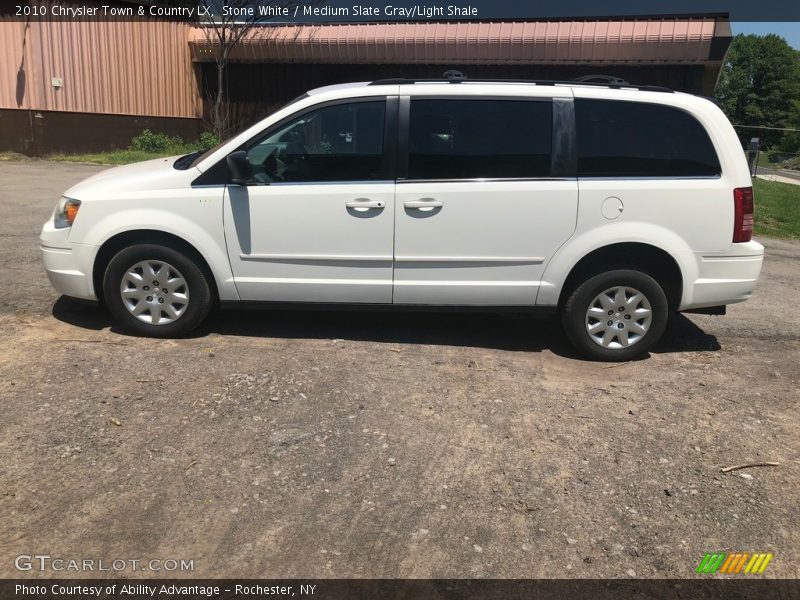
<box><xmin>189</xmin><ymin>19</ymin><xmax>726</xmax><ymax>65</ymax></box>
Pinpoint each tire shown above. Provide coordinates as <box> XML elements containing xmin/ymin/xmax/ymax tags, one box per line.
<box><xmin>561</xmin><ymin>269</ymin><xmax>668</xmax><ymax>361</ymax></box>
<box><xmin>103</xmin><ymin>244</ymin><xmax>213</xmax><ymax>337</ymax></box>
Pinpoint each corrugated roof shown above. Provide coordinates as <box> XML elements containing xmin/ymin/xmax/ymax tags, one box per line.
<box><xmin>189</xmin><ymin>19</ymin><xmax>720</xmax><ymax>65</ymax></box>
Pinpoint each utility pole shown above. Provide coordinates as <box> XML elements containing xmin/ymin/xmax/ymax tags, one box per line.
<box><xmin>748</xmin><ymin>138</ymin><xmax>760</xmax><ymax>177</ymax></box>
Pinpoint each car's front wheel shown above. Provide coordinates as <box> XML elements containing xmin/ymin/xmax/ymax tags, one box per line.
<box><xmin>103</xmin><ymin>244</ymin><xmax>213</xmax><ymax>337</ymax></box>
<box><xmin>561</xmin><ymin>269</ymin><xmax>668</xmax><ymax>361</ymax></box>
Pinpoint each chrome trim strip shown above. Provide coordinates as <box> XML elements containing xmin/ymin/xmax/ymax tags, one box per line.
<box><xmin>394</xmin><ymin>280</ymin><xmax>539</xmax><ymax>287</ymax></box>
<box><xmin>40</xmin><ymin>244</ymin><xmax>72</xmax><ymax>253</ymax></box>
<box><xmin>395</xmin><ymin>256</ymin><xmax>545</xmax><ymax>264</ymax></box>
<box><xmin>194</xmin><ymin>180</ymin><xmax>394</xmax><ymax>188</ymax></box>
<box><xmin>397</xmin><ymin>177</ymin><xmax>576</xmax><ymax>184</ymax></box>
<box><xmin>577</xmin><ymin>175</ymin><xmax>722</xmax><ymax>181</ymax></box>
<box><xmin>241</xmin><ymin>254</ymin><xmax>544</xmax><ymax>264</ymax></box>
<box><xmin>700</xmin><ymin>254</ymin><xmax>764</xmax><ymax>262</ymax></box>
<box><xmin>258</xmin><ymin>180</ymin><xmax>394</xmax><ymax>187</ymax></box>
<box><xmin>240</xmin><ymin>253</ymin><xmax>391</xmax><ymax>262</ymax></box>
<box><xmin>236</xmin><ymin>277</ymin><xmax>391</xmax><ymax>285</ymax></box>
<box><xmin>198</xmin><ymin>175</ymin><xmax>718</xmax><ymax>186</ymax></box>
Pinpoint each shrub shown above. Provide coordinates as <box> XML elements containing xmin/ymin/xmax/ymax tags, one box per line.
<box><xmin>198</xmin><ymin>131</ymin><xmax>220</xmax><ymax>150</ymax></box>
<box><xmin>130</xmin><ymin>129</ymin><xmax>184</xmax><ymax>153</ymax></box>
<box><xmin>128</xmin><ymin>129</ymin><xmax>222</xmax><ymax>156</ymax></box>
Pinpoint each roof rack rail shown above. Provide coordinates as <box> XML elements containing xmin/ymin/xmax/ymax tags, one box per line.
<box><xmin>368</xmin><ymin>73</ymin><xmax>673</xmax><ymax>94</ymax></box>
<box><xmin>573</xmin><ymin>74</ymin><xmax>629</xmax><ymax>85</ymax></box>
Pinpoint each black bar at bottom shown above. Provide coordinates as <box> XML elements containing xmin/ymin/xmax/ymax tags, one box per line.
<box><xmin>2</xmin><ymin>579</ymin><xmax>799</xmax><ymax>600</ymax></box>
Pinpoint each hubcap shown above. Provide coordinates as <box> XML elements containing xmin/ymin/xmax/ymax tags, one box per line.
<box><xmin>585</xmin><ymin>286</ymin><xmax>652</xmax><ymax>349</ymax></box>
<box><xmin>120</xmin><ymin>260</ymin><xmax>189</xmax><ymax>325</ymax></box>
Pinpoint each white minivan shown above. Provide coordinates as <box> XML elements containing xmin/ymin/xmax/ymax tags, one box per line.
<box><xmin>41</xmin><ymin>77</ymin><xmax>764</xmax><ymax>360</ymax></box>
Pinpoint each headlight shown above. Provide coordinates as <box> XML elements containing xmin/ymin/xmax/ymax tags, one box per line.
<box><xmin>54</xmin><ymin>197</ymin><xmax>81</xmax><ymax>228</ymax></box>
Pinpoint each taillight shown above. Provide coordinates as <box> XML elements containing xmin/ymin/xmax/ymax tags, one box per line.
<box><xmin>733</xmin><ymin>187</ymin><xmax>754</xmax><ymax>243</ymax></box>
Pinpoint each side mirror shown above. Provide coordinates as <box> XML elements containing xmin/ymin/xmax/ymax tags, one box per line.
<box><xmin>227</xmin><ymin>151</ymin><xmax>252</xmax><ymax>185</ymax></box>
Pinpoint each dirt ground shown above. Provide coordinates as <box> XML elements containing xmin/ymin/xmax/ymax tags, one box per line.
<box><xmin>0</xmin><ymin>161</ymin><xmax>798</xmax><ymax>579</ymax></box>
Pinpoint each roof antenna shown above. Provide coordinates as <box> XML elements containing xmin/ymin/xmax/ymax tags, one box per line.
<box><xmin>443</xmin><ymin>70</ymin><xmax>467</xmax><ymax>82</ymax></box>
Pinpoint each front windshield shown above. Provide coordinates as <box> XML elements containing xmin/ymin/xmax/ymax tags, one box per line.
<box><xmin>185</xmin><ymin>93</ymin><xmax>310</xmax><ymax>170</ymax></box>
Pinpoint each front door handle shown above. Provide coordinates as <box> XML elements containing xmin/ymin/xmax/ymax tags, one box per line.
<box><xmin>346</xmin><ymin>199</ymin><xmax>385</xmax><ymax>210</ymax></box>
<box><xmin>404</xmin><ymin>199</ymin><xmax>444</xmax><ymax>209</ymax></box>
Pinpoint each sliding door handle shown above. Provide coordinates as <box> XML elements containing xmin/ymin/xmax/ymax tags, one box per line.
<box><xmin>346</xmin><ymin>199</ymin><xmax>385</xmax><ymax>210</ymax></box>
<box><xmin>404</xmin><ymin>199</ymin><xmax>444</xmax><ymax>209</ymax></box>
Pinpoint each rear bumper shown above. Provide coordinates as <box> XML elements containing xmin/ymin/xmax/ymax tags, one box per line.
<box><xmin>680</xmin><ymin>240</ymin><xmax>764</xmax><ymax>310</ymax></box>
<box><xmin>40</xmin><ymin>222</ymin><xmax>99</xmax><ymax>301</ymax></box>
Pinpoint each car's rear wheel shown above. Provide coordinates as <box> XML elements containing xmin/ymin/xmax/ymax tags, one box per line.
<box><xmin>103</xmin><ymin>244</ymin><xmax>212</xmax><ymax>337</ymax></box>
<box><xmin>561</xmin><ymin>269</ymin><xmax>668</xmax><ymax>361</ymax></box>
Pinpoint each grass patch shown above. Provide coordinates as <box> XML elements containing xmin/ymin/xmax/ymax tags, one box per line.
<box><xmin>45</xmin><ymin>149</ymin><xmax>189</xmax><ymax>165</ymax></box>
<box><xmin>760</xmin><ymin>156</ymin><xmax>800</xmax><ymax>170</ymax></box>
<box><xmin>754</xmin><ymin>177</ymin><xmax>800</xmax><ymax>239</ymax></box>
<box><xmin>0</xmin><ymin>151</ymin><xmax>30</xmax><ymax>161</ymax></box>
<box><xmin>12</xmin><ymin>130</ymin><xmax>221</xmax><ymax>166</ymax></box>
<box><xmin>45</xmin><ymin>130</ymin><xmax>214</xmax><ymax>165</ymax></box>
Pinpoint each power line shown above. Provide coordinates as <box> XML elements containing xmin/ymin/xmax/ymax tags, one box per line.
<box><xmin>733</xmin><ymin>124</ymin><xmax>800</xmax><ymax>132</ymax></box>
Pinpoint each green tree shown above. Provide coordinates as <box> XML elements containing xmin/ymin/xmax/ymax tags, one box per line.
<box><xmin>715</xmin><ymin>34</ymin><xmax>800</xmax><ymax>150</ymax></box>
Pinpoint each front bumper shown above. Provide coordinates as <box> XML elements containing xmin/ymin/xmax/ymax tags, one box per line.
<box><xmin>40</xmin><ymin>221</ymin><xmax>99</xmax><ymax>301</ymax></box>
<box><xmin>680</xmin><ymin>240</ymin><xmax>765</xmax><ymax>310</ymax></box>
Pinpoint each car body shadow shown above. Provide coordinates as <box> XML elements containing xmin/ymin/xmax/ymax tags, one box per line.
<box><xmin>656</xmin><ymin>312</ymin><xmax>722</xmax><ymax>353</ymax></box>
<box><xmin>52</xmin><ymin>296</ymin><xmax>719</xmax><ymax>359</ymax></box>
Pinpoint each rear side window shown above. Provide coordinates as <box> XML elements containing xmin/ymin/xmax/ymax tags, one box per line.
<box><xmin>575</xmin><ymin>99</ymin><xmax>721</xmax><ymax>177</ymax></box>
<box><xmin>408</xmin><ymin>99</ymin><xmax>552</xmax><ymax>179</ymax></box>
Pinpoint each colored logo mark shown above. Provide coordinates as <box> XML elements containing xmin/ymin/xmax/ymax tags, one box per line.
<box><xmin>696</xmin><ymin>552</ymin><xmax>773</xmax><ymax>574</ymax></box>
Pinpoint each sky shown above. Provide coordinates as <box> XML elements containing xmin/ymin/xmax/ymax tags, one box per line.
<box><xmin>732</xmin><ymin>22</ymin><xmax>800</xmax><ymax>49</ymax></box>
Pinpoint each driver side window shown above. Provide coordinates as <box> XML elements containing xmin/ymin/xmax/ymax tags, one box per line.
<box><xmin>247</xmin><ymin>100</ymin><xmax>386</xmax><ymax>184</ymax></box>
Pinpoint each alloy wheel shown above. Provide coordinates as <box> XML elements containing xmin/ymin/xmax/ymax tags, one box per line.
<box><xmin>585</xmin><ymin>286</ymin><xmax>653</xmax><ymax>349</ymax></box>
<box><xmin>119</xmin><ymin>260</ymin><xmax>189</xmax><ymax>325</ymax></box>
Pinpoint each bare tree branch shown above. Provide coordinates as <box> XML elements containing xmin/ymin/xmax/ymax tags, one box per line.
<box><xmin>197</xmin><ymin>0</ymin><xmax>324</xmax><ymax>139</ymax></box>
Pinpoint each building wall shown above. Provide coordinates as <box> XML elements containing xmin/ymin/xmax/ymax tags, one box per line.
<box><xmin>0</xmin><ymin>109</ymin><xmax>202</xmax><ymax>155</ymax></box>
<box><xmin>0</xmin><ymin>7</ymin><xmax>727</xmax><ymax>154</ymax></box>
<box><xmin>0</xmin><ymin>4</ymin><xmax>203</xmax><ymax>155</ymax></box>
<box><xmin>0</xmin><ymin>9</ymin><xmax>201</xmax><ymax>118</ymax></box>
